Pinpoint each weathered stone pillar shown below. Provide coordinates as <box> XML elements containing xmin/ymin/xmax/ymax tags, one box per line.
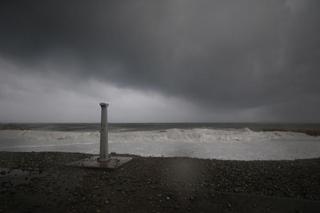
<box><xmin>99</xmin><ymin>102</ymin><xmax>109</xmax><ymax>161</ymax></box>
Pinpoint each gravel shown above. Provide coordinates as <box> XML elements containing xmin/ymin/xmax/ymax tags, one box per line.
<box><xmin>0</xmin><ymin>151</ymin><xmax>320</xmax><ymax>212</ymax></box>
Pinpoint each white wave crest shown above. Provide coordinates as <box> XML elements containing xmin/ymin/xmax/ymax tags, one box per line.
<box><xmin>0</xmin><ymin>128</ymin><xmax>319</xmax><ymax>160</ymax></box>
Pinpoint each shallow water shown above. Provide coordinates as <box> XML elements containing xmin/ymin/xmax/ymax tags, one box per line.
<box><xmin>0</xmin><ymin>128</ymin><xmax>319</xmax><ymax>160</ymax></box>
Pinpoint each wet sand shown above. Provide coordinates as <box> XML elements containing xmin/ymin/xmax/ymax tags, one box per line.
<box><xmin>1</xmin><ymin>152</ymin><xmax>320</xmax><ymax>212</ymax></box>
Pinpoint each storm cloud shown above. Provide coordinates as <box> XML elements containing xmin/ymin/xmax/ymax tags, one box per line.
<box><xmin>0</xmin><ymin>0</ymin><xmax>320</xmax><ymax>122</ymax></box>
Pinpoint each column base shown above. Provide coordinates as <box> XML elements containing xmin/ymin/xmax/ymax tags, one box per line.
<box><xmin>67</xmin><ymin>155</ymin><xmax>132</xmax><ymax>169</ymax></box>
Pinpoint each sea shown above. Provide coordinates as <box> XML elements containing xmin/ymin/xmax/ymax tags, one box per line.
<box><xmin>0</xmin><ymin>123</ymin><xmax>320</xmax><ymax>161</ymax></box>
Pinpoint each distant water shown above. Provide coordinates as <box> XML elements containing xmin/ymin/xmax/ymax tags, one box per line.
<box><xmin>1</xmin><ymin>122</ymin><xmax>320</xmax><ymax>132</ymax></box>
<box><xmin>0</xmin><ymin>123</ymin><xmax>320</xmax><ymax>160</ymax></box>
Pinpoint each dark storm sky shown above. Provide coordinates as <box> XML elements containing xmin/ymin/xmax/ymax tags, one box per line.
<box><xmin>0</xmin><ymin>0</ymin><xmax>320</xmax><ymax>122</ymax></box>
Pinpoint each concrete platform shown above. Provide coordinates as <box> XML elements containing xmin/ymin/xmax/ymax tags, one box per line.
<box><xmin>67</xmin><ymin>156</ymin><xmax>132</xmax><ymax>169</ymax></box>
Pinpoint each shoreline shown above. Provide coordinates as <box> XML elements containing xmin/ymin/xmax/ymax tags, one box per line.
<box><xmin>1</xmin><ymin>151</ymin><xmax>320</xmax><ymax>212</ymax></box>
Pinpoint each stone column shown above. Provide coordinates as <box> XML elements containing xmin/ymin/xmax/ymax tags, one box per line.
<box><xmin>99</xmin><ymin>102</ymin><xmax>109</xmax><ymax>161</ymax></box>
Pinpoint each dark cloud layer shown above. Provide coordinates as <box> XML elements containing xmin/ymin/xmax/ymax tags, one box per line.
<box><xmin>0</xmin><ymin>0</ymin><xmax>320</xmax><ymax>122</ymax></box>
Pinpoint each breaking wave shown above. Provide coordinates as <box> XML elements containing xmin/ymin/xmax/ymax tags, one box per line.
<box><xmin>0</xmin><ymin>128</ymin><xmax>319</xmax><ymax>160</ymax></box>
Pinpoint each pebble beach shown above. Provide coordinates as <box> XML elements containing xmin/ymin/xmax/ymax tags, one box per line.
<box><xmin>1</xmin><ymin>151</ymin><xmax>320</xmax><ymax>212</ymax></box>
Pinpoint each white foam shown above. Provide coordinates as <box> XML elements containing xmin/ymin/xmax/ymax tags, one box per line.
<box><xmin>0</xmin><ymin>128</ymin><xmax>319</xmax><ymax>160</ymax></box>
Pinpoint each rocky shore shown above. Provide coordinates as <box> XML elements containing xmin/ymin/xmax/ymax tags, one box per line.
<box><xmin>1</xmin><ymin>152</ymin><xmax>320</xmax><ymax>212</ymax></box>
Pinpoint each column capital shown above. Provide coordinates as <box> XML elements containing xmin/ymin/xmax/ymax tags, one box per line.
<box><xmin>100</xmin><ymin>102</ymin><xmax>109</xmax><ymax>108</ymax></box>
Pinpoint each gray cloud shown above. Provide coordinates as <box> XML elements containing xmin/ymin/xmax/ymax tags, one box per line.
<box><xmin>0</xmin><ymin>0</ymin><xmax>320</xmax><ymax>122</ymax></box>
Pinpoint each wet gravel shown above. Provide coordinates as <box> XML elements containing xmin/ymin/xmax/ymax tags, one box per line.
<box><xmin>0</xmin><ymin>152</ymin><xmax>320</xmax><ymax>212</ymax></box>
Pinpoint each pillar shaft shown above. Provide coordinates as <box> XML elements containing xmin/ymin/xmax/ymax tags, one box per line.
<box><xmin>99</xmin><ymin>103</ymin><xmax>109</xmax><ymax>160</ymax></box>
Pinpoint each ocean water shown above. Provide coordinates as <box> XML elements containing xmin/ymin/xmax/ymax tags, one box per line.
<box><xmin>0</xmin><ymin>123</ymin><xmax>320</xmax><ymax>160</ymax></box>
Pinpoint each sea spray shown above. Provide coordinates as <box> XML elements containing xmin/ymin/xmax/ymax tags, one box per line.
<box><xmin>0</xmin><ymin>128</ymin><xmax>319</xmax><ymax>160</ymax></box>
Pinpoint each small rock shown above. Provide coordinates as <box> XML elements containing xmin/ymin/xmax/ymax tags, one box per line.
<box><xmin>233</xmin><ymin>187</ymin><xmax>241</xmax><ymax>192</ymax></box>
<box><xmin>227</xmin><ymin>202</ymin><xmax>232</xmax><ymax>208</ymax></box>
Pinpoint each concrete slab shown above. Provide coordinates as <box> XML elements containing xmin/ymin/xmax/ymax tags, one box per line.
<box><xmin>67</xmin><ymin>156</ymin><xmax>132</xmax><ymax>169</ymax></box>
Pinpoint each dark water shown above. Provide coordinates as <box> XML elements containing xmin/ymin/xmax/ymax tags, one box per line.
<box><xmin>0</xmin><ymin>123</ymin><xmax>320</xmax><ymax>132</ymax></box>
